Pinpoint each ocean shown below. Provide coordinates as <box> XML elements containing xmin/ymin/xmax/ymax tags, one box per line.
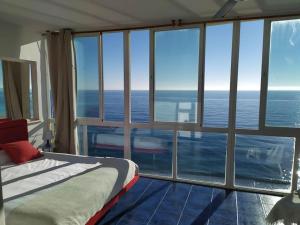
<box><xmin>77</xmin><ymin>90</ymin><xmax>300</xmax><ymax>190</ymax></box>
<box><xmin>1</xmin><ymin>88</ymin><xmax>299</xmax><ymax>189</ymax></box>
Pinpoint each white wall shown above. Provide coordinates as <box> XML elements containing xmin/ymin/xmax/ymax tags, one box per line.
<box><xmin>0</xmin><ymin>20</ymin><xmax>21</xmax><ymax>58</ymax></box>
<box><xmin>0</xmin><ymin>19</ymin><xmax>49</xmax><ymax>148</ymax></box>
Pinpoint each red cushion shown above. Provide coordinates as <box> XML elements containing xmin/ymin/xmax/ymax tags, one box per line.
<box><xmin>0</xmin><ymin>141</ymin><xmax>42</xmax><ymax>164</ymax></box>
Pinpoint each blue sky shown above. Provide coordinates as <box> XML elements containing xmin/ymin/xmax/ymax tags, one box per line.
<box><xmin>269</xmin><ymin>19</ymin><xmax>300</xmax><ymax>90</ymax></box>
<box><xmin>66</xmin><ymin>19</ymin><xmax>300</xmax><ymax>91</ymax></box>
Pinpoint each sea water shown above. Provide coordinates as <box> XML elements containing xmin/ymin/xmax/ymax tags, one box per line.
<box><xmin>2</xmin><ymin>89</ymin><xmax>297</xmax><ymax>189</ymax></box>
<box><xmin>76</xmin><ymin>90</ymin><xmax>300</xmax><ymax>189</ymax></box>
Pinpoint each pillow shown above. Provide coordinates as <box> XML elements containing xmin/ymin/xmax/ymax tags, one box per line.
<box><xmin>0</xmin><ymin>151</ymin><xmax>11</xmax><ymax>166</ymax></box>
<box><xmin>0</xmin><ymin>141</ymin><xmax>42</xmax><ymax>164</ymax></box>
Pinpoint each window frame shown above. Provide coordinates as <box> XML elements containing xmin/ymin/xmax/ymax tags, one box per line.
<box><xmin>73</xmin><ymin>17</ymin><xmax>300</xmax><ymax>196</ymax></box>
<box><xmin>151</xmin><ymin>25</ymin><xmax>203</xmax><ymax>125</ymax></box>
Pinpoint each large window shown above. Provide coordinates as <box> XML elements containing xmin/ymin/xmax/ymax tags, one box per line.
<box><xmin>154</xmin><ymin>28</ymin><xmax>200</xmax><ymax>123</ymax></box>
<box><xmin>0</xmin><ymin>61</ymin><xmax>6</xmax><ymax>118</ymax></box>
<box><xmin>75</xmin><ymin>18</ymin><xmax>300</xmax><ymax>194</ymax></box>
<box><xmin>87</xmin><ymin>126</ymin><xmax>124</xmax><ymax>158</ymax></box>
<box><xmin>131</xmin><ymin>128</ymin><xmax>173</xmax><ymax>176</ymax></box>
<box><xmin>74</xmin><ymin>36</ymin><xmax>99</xmax><ymax>118</ymax></box>
<box><xmin>266</xmin><ymin>19</ymin><xmax>300</xmax><ymax>128</ymax></box>
<box><xmin>130</xmin><ymin>30</ymin><xmax>150</xmax><ymax>123</ymax></box>
<box><xmin>235</xmin><ymin>135</ymin><xmax>295</xmax><ymax>190</ymax></box>
<box><xmin>178</xmin><ymin>131</ymin><xmax>227</xmax><ymax>183</ymax></box>
<box><xmin>236</xmin><ymin>20</ymin><xmax>264</xmax><ymax>129</ymax></box>
<box><xmin>204</xmin><ymin>23</ymin><xmax>233</xmax><ymax>127</ymax></box>
<box><xmin>103</xmin><ymin>32</ymin><xmax>124</xmax><ymax>121</ymax></box>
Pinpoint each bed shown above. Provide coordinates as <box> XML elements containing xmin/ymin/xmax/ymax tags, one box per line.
<box><xmin>0</xmin><ymin>119</ymin><xmax>139</xmax><ymax>225</ymax></box>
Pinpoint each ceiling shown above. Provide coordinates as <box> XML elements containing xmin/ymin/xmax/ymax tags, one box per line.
<box><xmin>0</xmin><ymin>0</ymin><xmax>299</xmax><ymax>33</ymax></box>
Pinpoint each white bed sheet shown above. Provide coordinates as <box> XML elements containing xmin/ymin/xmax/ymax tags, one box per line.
<box><xmin>2</xmin><ymin>152</ymin><xmax>138</xmax><ymax>225</ymax></box>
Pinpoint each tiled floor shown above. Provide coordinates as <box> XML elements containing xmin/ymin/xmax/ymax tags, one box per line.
<box><xmin>97</xmin><ymin>178</ymin><xmax>281</xmax><ymax>225</ymax></box>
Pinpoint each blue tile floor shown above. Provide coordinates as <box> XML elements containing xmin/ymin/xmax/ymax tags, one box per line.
<box><xmin>97</xmin><ymin>178</ymin><xmax>281</xmax><ymax>225</ymax></box>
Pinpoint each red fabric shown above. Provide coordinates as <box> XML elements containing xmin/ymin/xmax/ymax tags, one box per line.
<box><xmin>0</xmin><ymin>141</ymin><xmax>42</xmax><ymax>164</ymax></box>
<box><xmin>0</xmin><ymin>118</ymin><xmax>11</xmax><ymax>124</ymax></box>
<box><xmin>0</xmin><ymin>119</ymin><xmax>28</xmax><ymax>144</ymax></box>
<box><xmin>85</xmin><ymin>175</ymin><xmax>139</xmax><ymax>225</ymax></box>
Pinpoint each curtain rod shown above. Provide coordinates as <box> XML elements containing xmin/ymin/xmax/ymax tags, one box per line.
<box><xmin>43</xmin><ymin>12</ymin><xmax>300</xmax><ymax>36</ymax></box>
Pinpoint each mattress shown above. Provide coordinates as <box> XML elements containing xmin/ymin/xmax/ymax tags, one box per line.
<box><xmin>2</xmin><ymin>152</ymin><xmax>138</xmax><ymax>225</ymax></box>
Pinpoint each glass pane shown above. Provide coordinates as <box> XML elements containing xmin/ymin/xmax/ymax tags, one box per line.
<box><xmin>235</xmin><ymin>135</ymin><xmax>295</xmax><ymax>190</ymax></box>
<box><xmin>236</xmin><ymin>20</ymin><xmax>263</xmax><ymax>129</ymax></box>
<box><xmin>74</xmin><ymin>36</ymin><xmax>99</xmax><ymax>118</ymax></box>
<box><xmin>77</xmin><ymin>125</ymin><xmax>84</xmax><ymax>155</ymax></box>
<box><xmin>204</xmin><ymin>23</ymin><xmax>233</xmax><ymax>127</ymax></box>
<box><xmin>178</xmin><ymin>132</ymin><xmax>227</xmax><ymax>183</ymax></box>
<box><xmin>0</xmin><ymin>61</ymin><xmax>6</xmax><ymax>118</ymax></box>
<box><xmin>131</xmin><ymin>128</ymin><xmax>173</xmax><ymax>177</ymax></box>
<box><xmin>130</xmin><ymin>30</ymin><xmax>150</xmax><ymax>123</ymax></box>
<box><xmin>266</xmin><ymin>19</ymin><xmax>300</xmax><ymax>128</ymax></box>
<box><xmin>103</xmin><ymin>32</ymin><xmax>124</xmax><ymax>121</ymax></box>
<box><xmin>87</xmin><ymin>126</ymin><xmax>124</xmax><ymax>158</ymax></box>
<box><xmin>154</xmin><ymin>28</ymin><xmax>200</xmax><ymax>123</ymax></box>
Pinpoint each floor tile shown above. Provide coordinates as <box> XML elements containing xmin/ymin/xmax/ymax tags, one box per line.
<box><xmin>97</xmin><ymin>178</ymin><xmax>282</xmax><ymax>225</ymax></box>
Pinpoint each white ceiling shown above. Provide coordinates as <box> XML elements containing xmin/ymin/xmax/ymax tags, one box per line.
<box><xmin>0</xmin><ymin>0</ymin><xmax>299</xmax><ymax>33</ymax></box>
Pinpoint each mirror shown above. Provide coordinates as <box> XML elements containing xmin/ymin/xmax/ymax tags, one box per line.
<box><xmin>0</xmin><ymin>58</ymin><xmax>38</xmax><ymax>120</ymax></box>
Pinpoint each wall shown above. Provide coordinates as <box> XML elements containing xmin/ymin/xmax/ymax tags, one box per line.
<box><xmin>0</xmin><ymin>20</ymin><xmax>21</xmax><ymax>59</ymax></box>
<box><xmin>19</xmin><ymin>28</ymin><xmax>50</xmax><ymax>148</ymax></box>
<box><xmin>0</xmin><ymin>19</ymin><xmax>50</xmax><ymax>224</ymax></box>
<box><xmin>0</xmin><ymin>19</ymin><xmax>49</xmax><ymax>148</ymax></box>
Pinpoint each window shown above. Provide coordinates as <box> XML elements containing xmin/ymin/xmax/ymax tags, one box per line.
<box><xmin>77</xmin><ymin>125</ymin><xmax>85</xmax><ymax>155</ymax></box>
<box><xmin>154</xmin><ymin>28</ymin><xmax>200</xmax><ymax>123</ymax></box>
<box><xmin>0</xmin><ymin>61</ymin><xmax>6</xmax><ymax>118</ymax></box>
<box><xmin>236</xmin><ymin>20</ymin><xmax>264</xmax><ymax>129</ymax></box>
<box><xmin>235</xmin><ymin>135</ymin><xmax>295</xmax><ymax>190</ymax></box>
<box><xmin>73</xmin><ymin>18</ymin><xmax>300</xmax><ymax>195</ymax></box>
<box><xmin>131</xmin><ymin>128</ymin><xmax>173</xmax><ymax>176</ymax></box>
<box><xmin>74</xmin><ymin>36</ymin><xmax>99</xmax><ymax>118</ymax></box>
<box><xmin>103</xmin><ymin>32</ymin><xmax>124</xmax><ymax>121</ymax></box>
<box><xmin>130</xmin><ymin>30</ymin><xmax>150</xmax><ymax>123</ymax></box>
<box><xmin>177</xmin><ymin>131</ymin><xmax>227</xmax><ymax>183</ymax></box>
<box><xmin>266</xmin><ymin>19</ymin><xmax>300</xmax><ymax>128</ymax></box>
<box><xmin>204</xmin><ymin>23</ymin><xmax>233</xmax><ymax>127</ymax></box>
<box><xmin>87</xmin><ymin>126</ymin><xmax>124</xmax><ymax>158</ymax></box>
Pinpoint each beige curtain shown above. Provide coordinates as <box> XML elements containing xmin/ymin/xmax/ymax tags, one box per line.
<box><xmin>46</xmin><ymin>29</ymin><xmax>77</xmax><ymax>154</ymax></box>
<box><xmin>2</xmin><ymin>61</ymin><xmax>30</xmax><ymax>119</ymax></box>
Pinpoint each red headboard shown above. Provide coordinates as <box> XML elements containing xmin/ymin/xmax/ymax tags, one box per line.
<box><xmin>0</xmin><ymin>118</ymin><xmax>11</xmax><ymax>124</ymax></box>
<box><xmin>0</xmin><ymin>119</ymin><xmax>28</xmax><ymax>144</ymax></box>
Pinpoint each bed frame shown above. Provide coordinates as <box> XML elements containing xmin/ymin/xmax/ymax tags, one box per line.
<box><xmin>0</xmin><ymin>119</ymin><xmax>139</xmax><ymax>225</ymax></box>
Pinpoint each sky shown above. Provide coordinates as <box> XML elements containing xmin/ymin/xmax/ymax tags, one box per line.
<box><xmin>67</xmin><ymin>19</ymin><xmax>300</xmax><ymax>91</ymax></box>
<box><xmin>268</xmin><ymin>19</ymin><xmax>300</xmax><ymax>90</ymax></box>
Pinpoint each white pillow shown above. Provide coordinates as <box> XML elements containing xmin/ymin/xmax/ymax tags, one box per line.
<box><xmin>0</xmin><ymin>150</ymin><xmax>11</xmax><ymax>166</ymax></box>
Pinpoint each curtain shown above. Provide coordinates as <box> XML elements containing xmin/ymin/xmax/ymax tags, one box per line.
<box><xmin>46</xmin><ymin>29</ymin><xmax>77</xmax><ymax>154</ymax></box>
<box><xmin>2</xmin><ymin>61</ymin><xmax>30</xmax><ymax>119</ymax></box>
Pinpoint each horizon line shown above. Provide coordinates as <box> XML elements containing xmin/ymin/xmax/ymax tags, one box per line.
<box><xmin>76</xmin><ymin>89</ymin><xmax>300</xmax><ymax>91</ymax></box>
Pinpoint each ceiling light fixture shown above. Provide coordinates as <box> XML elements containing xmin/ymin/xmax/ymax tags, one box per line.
<box><xmin>214</xmin><ymin>0</ymin><xmax>247</xmax><ymax>18</ymax></box>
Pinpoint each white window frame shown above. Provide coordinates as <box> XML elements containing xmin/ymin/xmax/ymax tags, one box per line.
<box><xmin>73</xmin><ymin>17</ymin><xmax>300</xmax><ymax>196</ymax></box>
